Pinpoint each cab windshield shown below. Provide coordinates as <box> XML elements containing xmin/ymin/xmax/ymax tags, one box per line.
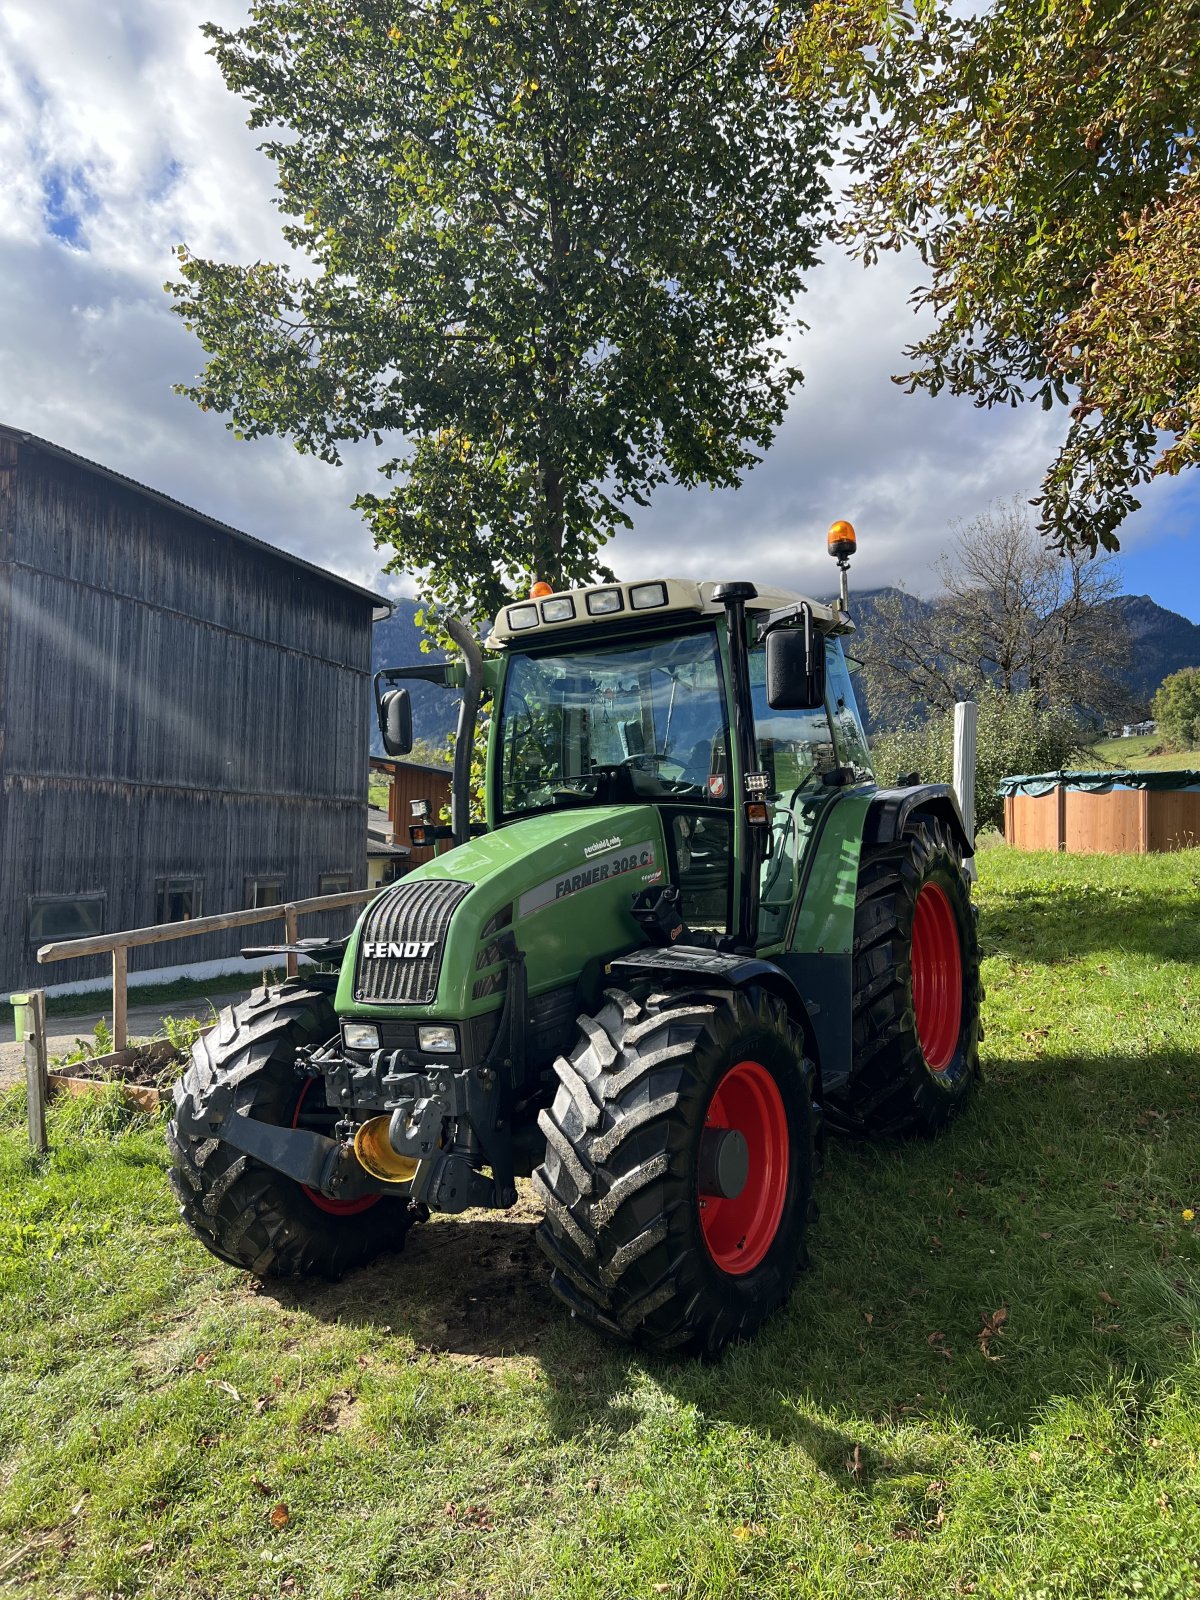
<box><xmin>497</xmin><ymin>629</ymin><xmax>731</xmax><ymax>820</ymax></box>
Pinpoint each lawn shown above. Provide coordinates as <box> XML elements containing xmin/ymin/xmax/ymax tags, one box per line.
<box><xmin>1</xmin><ymin>846</ymin><xmax>1198</xmax><ymax>1599</ymax></box>
<box><xmin>1080</xmin><ymin>736</ymin><xmax>1200</xmax><ymax>774</ymax></box>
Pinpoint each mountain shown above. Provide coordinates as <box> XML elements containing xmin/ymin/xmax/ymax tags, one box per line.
<box><xmin>1106</xmin><ymin>594</ymin><xmax>1200</xmax><ymax>706</ymax></box>
<box><xmin>847</xmin><ymin>587</ymin><xmax>1200</xmax><ymax>723</ymax></box>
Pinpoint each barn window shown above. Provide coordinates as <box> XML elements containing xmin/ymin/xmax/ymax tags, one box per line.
<box><xmin>28</xmin><ymin>893</ymin><xmax>106</xmax><ymax>945</ymax></box>
<box><xmin>319</xmin><ymin>872</ymin><xmax>352</xmax><ymax>896</ymax></box>
<box><xmin>157</xmin><ymin>876</ymin><xmax>203</xmax><ymax>924</ymax></box>
<box><xmin>245</xmin><ymin>877</ymin><xmax>285</xmax><ymax>909</ymax></box>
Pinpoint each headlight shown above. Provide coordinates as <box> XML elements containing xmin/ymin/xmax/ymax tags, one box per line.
<box><xmin>540</xmin><ymin>596</ymin><xmax>576</xmax><ymax>623</ymax></box>
<box><xmin>418</xmin><ymin>1024</ymin><xmax>458</xmax><ymax>1053</ymax></box>
<box><xmin>629</xmin><ymin>581</ymin><xmax>668</xmax><ymax>610</ymax></box>
<box><xmin>342</xmin><ymin>1023</ymin><xmax>380</xmax><ymax>1051</ymax></box>
<box><xmin>506</xmin><ymin>604</ymin><xmax>539</xmax><ymax>631</ymax></box>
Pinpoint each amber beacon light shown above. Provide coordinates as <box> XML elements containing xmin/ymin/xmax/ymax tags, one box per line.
<box><xmin>529</xmin><ymin>581</ymin><xmax>554</xmax><ymax>599</ymax></box>
<box><xmin>827</xmin><ymin>519</ymin><xmax>856</xmax><ymax>613</ymax></box>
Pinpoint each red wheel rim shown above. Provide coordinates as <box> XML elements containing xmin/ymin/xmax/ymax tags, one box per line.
<box><xmin>293</xmin><ymin>1076</ymin><xmax>381</xmax><ymax>1217</ymax></box>
<box><xmin>699</xmin><ymin>1059</ymin><xmax>789</xmax><ymax>1276</ymax></box>
<box><xmin>910</xmin><ymin>882</ymin><xmax>964</xmax><ymax>1072</ymax></box>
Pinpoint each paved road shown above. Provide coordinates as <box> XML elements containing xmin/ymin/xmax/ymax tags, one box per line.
<box><xmin>0</xmin><ymin>989</ymin><xmax>253</xmax><ymax>1091</ymax></box>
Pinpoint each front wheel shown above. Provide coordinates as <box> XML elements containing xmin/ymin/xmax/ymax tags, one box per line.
<box><xmin>832</xmin><ymin>815</ymin><xmax>981</xmax><ymax>1138</ymax></box>
<box><xmin>167</xmin><ymin>982</ymin><xmax>414</xmax><ymax>1277</ymax></box>
<box><xmin>533</xmin><ymin>985</ymin><xmax>816</xmax><ymax>1358</ymax></box>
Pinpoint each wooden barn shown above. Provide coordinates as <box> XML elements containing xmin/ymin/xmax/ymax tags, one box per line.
<box><xmin>0</xmin><ymin>425</ymin><xmax>389</xmax><ymax>994</ymax></box>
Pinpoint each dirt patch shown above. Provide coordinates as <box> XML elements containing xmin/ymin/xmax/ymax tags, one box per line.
<box><xmin>266</xmin><ymin>1184</ymin><xmax>565</xmax><ymax>1363</ymax></box>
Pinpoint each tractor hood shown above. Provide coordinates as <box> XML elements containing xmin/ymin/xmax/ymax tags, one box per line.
<box><xmin>336</xmin><ymin>805</ymin><xmax>669</xmax><ymax>1021</ymax></box>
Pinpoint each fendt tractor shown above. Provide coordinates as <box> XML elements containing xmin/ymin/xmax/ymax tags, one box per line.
<box><xmin>168</xmin><ymin>524</ymin><xmax>981</xmax><ymax>1357</ymax></box>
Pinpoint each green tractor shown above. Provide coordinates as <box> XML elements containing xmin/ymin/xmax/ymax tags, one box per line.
<box><xmin>169</xmin><ymin>545</ymin><xmax>981</xmax><ymax>1357</ymax></box>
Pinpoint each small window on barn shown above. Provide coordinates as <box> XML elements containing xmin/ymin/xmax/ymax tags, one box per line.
<box><xmin>157</xmin><ymin>876</ymin><xmax>203</xmax><ymax>924</ymax></box>
<box><xmin>28</xmin><ymin>893</ymin><xmax>106</xmax><ymax>945</ymax></box>
<box><xmin>245</xmin><ymin>877</ymin><xmax>284</xmax><ymax>909</ymax></box>
<box><xmin>319</xmin><ymin>872</ymin><xmax>352</xmax><ymax>896</ymax></box>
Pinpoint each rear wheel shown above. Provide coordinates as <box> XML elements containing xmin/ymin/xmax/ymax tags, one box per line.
<box><xmin>167</xmin><ymin>982</ymin><xmax>415</xmax><ymax>1277</ymax></box>
<box><xmin>533</xmin><ymin>985</ymin><xmax>816</xmax><ymax>1357</ymax></box>
<box><xmin>832</xmin><ymin>816</ymin><xmax>981</xmax><ymax>1137</ymax></box>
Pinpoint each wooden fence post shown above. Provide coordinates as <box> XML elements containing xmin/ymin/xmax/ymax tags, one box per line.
<box><xmin>12</xmin><ymin>990</ymin><xmax>49</xmax><ymax>1153</ymax></box>
<box><xmin>284</xmin><ymin>905</ymin><xmax>300</xmax><ymax>980</ymax></box>
<box><xmin>112</xmin><ymin>947</ymin><xmax>128</xmax><ymax>1051</ymax></box>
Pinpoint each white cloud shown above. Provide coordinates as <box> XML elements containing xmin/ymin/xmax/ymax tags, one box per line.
<box><xmin>0</xmin><ymin>0</ymin><xmax>1189</xmax><ymax>616</ymax></box>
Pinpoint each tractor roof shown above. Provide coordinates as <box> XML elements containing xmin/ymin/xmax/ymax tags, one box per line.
<box><xmin>489</xmin><ymin>578</ymin><xmax>848</xmax><ymax>648</ymax></box>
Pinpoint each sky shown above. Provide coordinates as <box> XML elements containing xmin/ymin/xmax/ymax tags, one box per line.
<box><xmin>2</xmin><ymin>1</ymin><xmax>1197</xmax><ymax>623</ymax></box>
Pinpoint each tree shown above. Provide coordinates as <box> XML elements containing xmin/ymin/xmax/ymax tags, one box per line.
<box><xmin>169</xmin><ymin>0</ymin><xmax>829</xmax><ymax>622</ymax></box>
<box><xmin>856</xmin><ymin>500</ymin><xmax>1131</xmax><ymax>729</ymax></box>
<box><xmin>871</xmin><ymin>689</ymin><xmax>1084</xmax><ymax>831</ymax></box>
<box><xmin>1153</xmin><ymin>668</ymin><xmax>1200</xmax><ymax>751</ymax></box>
<box><xmin>780</xmin><ymin>0</ymin><xmax>1200</xmax><ymax>555</ymax></box>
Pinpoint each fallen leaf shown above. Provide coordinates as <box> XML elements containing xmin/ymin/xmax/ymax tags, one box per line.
<box><xmin>251</xmin><ymin>1477</ymin><xmax>274</xmax><ymax>1497</ymax></box>
<box><xmin>863</xmin><ymin>1312</ymin><xmax>874</xmax><ymax>1325</ymax></box>
<box><xmin>194</xmin><ymin>1352</ymin><xmax>213</xmax><ymax>1371</ymax></box>
<box><xmin>214</xmin><ymin>1379</ymin><xmax>242</xmax><ymax>1402</ymax></box>
<box><xmin>893</xmin><ymin>1524</ymin><xmax>921</xmax><ymax>1542</ymax></box>
<box><xmin>1038</xmin><ymin>1231</ymin><xmax>1053</xmax><ymax>1240</ymax></box>
<box><xmin>135</xmin><ymin>1540</ymin><xmax>154</xmax><ymax>1555</ymax></box>
<box><xmin>1098</xmin><ymin>1290</ymin><xmax>1120</xmax><ymax>1307</ymax></box>
<box><xmin>978</xmin><ymin>1307</ymin><xmax>1009</xmax><ymax>1361</ymax></box>
<box><xmin>269</xmin><ymin>1504</ymin><xmax>289</xmax><ymax>1529</ymax></box>
<box><xmin>253</xmin><ymin>1396</ymin><xmax>274</xmax><ymax>1415</ymax></box>
<box><xmin>846</xmin><ymin>1444</ymin><xmax>864</xmax><ymax>1478</ymax></box>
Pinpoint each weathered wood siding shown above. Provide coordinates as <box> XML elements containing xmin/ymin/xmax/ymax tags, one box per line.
<box><xmin>0</xmin><ymin>435</ymin><xmax>378</xmax><ymax>988</ymax></box>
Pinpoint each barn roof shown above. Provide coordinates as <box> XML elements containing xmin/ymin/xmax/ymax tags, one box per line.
<box><xmin>1</xmin><ymin>424</ymin><xmax>392</xmax><ymax>620</ymax></box>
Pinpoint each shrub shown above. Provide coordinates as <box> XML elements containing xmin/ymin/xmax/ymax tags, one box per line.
<box><xmin>871</xmin><ymin>689</ymin><xmax>1085</xmax><ymax>830</ymax></box>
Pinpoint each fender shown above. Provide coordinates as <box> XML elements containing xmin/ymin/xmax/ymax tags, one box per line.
<box><xmin>607</xmin><ymin>945</ymin><xmax>822</xmax><ymax>1084</ymax></box>
<box><xmin>864</xmin><ymin>784</ymin><xmax>973</xmax><ymax>856</ymax></box>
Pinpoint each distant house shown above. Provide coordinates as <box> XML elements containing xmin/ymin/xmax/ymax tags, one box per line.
<box><xmin>367</xmin><ymin>804</ymin><xmax>410</xmax><ymax>889</ymax></box>
<box><xmin>0</xmin><ymin>425</ymin><xmax>390</xmax><ymax>993</ymax></box>
<box><xmin>369</xmin><ymin>755</ymin><xmax>453</xmax><ymax>867</ymax></box>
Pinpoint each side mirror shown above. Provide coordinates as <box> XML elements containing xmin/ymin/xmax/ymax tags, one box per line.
<box><xmin>765</xmin><ymin>613</ymin><xmax>826</xmax><ymax>711</ymax></box>
<box><xmin>380</xmin><ymin>687</ymin><xmax>413</xmax><ymax>756</ymax></box>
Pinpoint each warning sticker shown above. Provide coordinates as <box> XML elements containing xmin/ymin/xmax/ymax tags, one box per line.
<box><xmin>518</xmin><ymin>840</ymin><xmax>657</xmax><ymax>919</ymax></box>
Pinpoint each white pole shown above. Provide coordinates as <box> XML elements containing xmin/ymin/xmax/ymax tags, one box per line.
<box><xmin>953</xmin><ymin>701</ymin><xmax>978</xmax><ymax>884</ymax></box>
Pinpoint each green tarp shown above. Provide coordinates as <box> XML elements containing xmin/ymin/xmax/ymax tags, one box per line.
<box><xmin>997</xmin><ymin>769</ymin><xmax>1200</xmax><ymax>798</ymax></box>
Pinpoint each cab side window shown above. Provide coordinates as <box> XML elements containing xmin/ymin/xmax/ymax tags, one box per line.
<box><xmin>825</xmin><ymin>641</ymin><xmax>874</xmax><ymax>783</ymax></box>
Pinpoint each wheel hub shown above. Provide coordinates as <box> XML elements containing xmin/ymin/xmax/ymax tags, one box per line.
<box><xmin>698</xmin><ymin>1126</ymin><xmax>750</xmax><ymax>1200</ymax></box>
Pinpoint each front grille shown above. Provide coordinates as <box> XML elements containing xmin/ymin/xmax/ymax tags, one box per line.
<box><xmin>354</xmin><ymin>878</ymin><xmax>472</xmax><ymax>1004</ymax></box>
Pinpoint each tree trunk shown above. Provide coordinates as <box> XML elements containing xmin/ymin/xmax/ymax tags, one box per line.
<box><xmin>536</xmin><ymin>458</ymin><xmax>566</xmax><ymax>589</ymax></box>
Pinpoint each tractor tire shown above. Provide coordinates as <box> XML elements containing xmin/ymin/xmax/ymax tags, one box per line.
<box><xmin>831</xmin><ymin>815</ymin><xmax>981</xmax><ymax>1138</ymax></box>
<box><xmin>167</xmin><ymin>981</ymin><xmax>414</xmax><ymax>1278</ymax></box>
<box><xmin>533</xmin><ymin>985</ymin><xmax>816</xmax><ymax>1358</ymax></box>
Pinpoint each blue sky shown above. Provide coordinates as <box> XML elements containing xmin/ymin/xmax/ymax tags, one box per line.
<box><xmin>1</xmin><ymin>1</ymin><xmax>1197</xmax><ymax>624</ymax></box>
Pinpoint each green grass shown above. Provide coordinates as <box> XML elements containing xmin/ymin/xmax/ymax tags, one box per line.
<box><xmin>35</xmin><ymin>974</ymin><xmax>264</xmax><ymax>1022</ymax></box>
<box><xmin>1080</xmin><ymin>736</ymin><xmax>1200</xmax><ymax>774</ymax></box>
<box><xmin>2</xmin><ymin>847</ymin><xmax>1199</xmax><ymax>1599</ymax></box>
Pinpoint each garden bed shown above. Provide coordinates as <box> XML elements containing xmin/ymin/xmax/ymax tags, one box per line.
<box><xmin>47</xmin><ymin>1029</ymin><xmax>210</xmax><ymax>1111</ymax></box>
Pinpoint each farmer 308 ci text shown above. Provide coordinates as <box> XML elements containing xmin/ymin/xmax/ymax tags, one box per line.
<box><xmin>169</xmin><ymin>526</ymin><xmax>981</xmax><ymax>1357</ymax></box>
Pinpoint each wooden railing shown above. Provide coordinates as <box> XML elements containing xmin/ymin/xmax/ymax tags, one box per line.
<box><xmin>36</xmin><ymin>889</ymin><xmax>375</xmax><ymax>1050</ymax></box>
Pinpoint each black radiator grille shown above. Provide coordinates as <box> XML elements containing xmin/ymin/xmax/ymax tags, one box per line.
<box><xmin>354</xmin><ymin>878</ymin><xmax>472</xmax><ymax>1004</ymax></box>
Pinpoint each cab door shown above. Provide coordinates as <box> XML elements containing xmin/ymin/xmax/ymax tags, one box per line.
<box><xmin>747</xmin><ymin>640</ymin><xmax>843</xmax><ymax>951</ymax></box>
